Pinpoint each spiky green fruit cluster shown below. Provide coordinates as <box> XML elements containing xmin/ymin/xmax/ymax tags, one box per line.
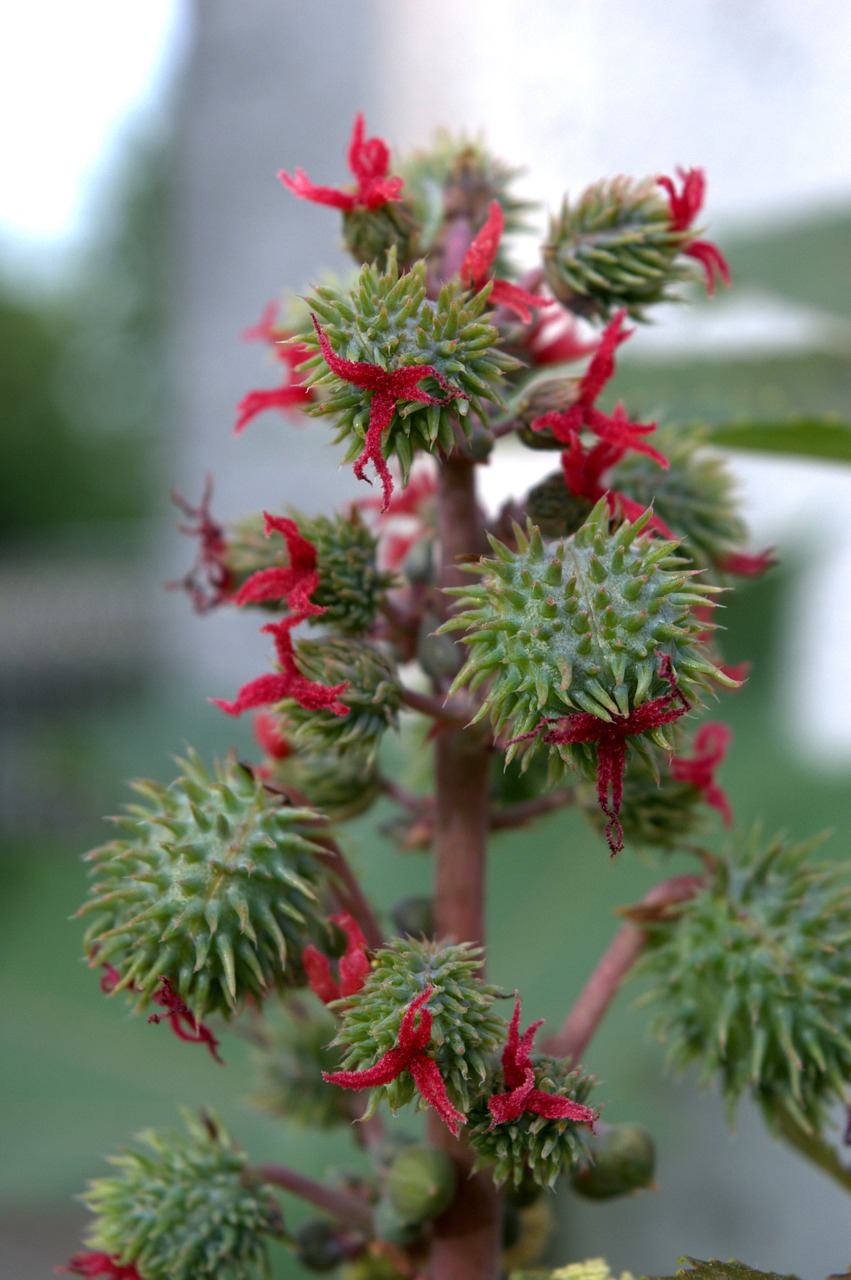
<box><xmin>638</xmin><ymin>830</ymin><xmax>851</xmax><ymax>1131</ymax></box>
<box><xmin>250</xmin><ymin>1002</ymin><xmax>353</xmax><ymax>1130</ymax></box>
<box><xmin>609</xmin><ymin>426</ymin><xmax>748</xmax><ymax>574</ymax></box>
<box><xmin>443</xmin><ymin>501</ymin><xmax>729</xmax><ymax>767</ymax></box>
<box><xmin>82</xmin><ymin>1111</ymin><xmax>283</xmax><ymax>1280</ymax></box>
<box><xmin>303</xmin><ymin>250</ymin><xmax>517</xmax><ymax>480</ymax></box>
<box><xmin>576</xmin><ymin>741</ymin><xmax>705</xmax><ymax>850</ymax></box>
<box><xmin>225</xmin><ymin>508</ymin><xmax>394</xmax><ymax>634</ymax></box>
<box><xmin>543</xmin><ymin>177</ymin><xmax>698</xmax><ymax>320</ymax></box>
<box><xmin>79</xmin><ymin>752</ymin><xmax>328</xmax><ymax>1019</ymax></box>
<box><xmin>332</xmin><ymin>937</ymin><xmax>506</xmax><ymax>1115</ymax></box>
<box><xmin>271</xmin><ymin>741</ymin><xmax>380</xmax><ymax>822</ymax></box>
<box><xmin>468</xmin><ymin>1057</ymin><xmax>597</xmax><ymax>1188</ymax></box>
<box><xmin>286</xmin><ymin>637</ymin><xmax>401</xmax><ymax>764</ymax></box>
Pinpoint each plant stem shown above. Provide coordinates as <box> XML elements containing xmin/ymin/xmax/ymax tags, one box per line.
<box><xmin>773</xmin><ymin>1105</ymin><xmax>851</xmax><ymax>1195</ymax></box>
<box><xmin>257</xmin><ymin>1163</ymin><xmax>374</xmax><ymax>1229</ymax></box>
<box><xmin>545</xmin><ymin>874</ymin><xmax>705</xmax><ymax>1062</ymax></box>
<box><xmin>314</xmin><ymin>838</ymin><xmax>384</xmax><ymax>950</ymax></box>
<box><xmin>429</xmin><ymin>452</ymin><xmax>501</xmax><ymax>1280</ymax></box>
<box><xmin>401</xmin><ymin>685</ymin><xmax>469</xmax><ymax>725</ymax></box>
<box><xmin>490</xmin><ymin>788</ymin><xmax>575</xmax><ymax>830</ymax></box>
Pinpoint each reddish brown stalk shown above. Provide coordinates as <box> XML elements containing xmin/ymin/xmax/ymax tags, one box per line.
<box><xmin>544</xmin><ymin>874</ymin><xmax>706</xmax><ymax>1062</ymax></box>
<box><xmin>401</xmin><ymin>686</ymin><xmax>469</xmax><ymax>725</ymax></box>
<box><xmin>490</xmin><ymin>788</ymin><xmax>575</xmax><ymax>830</ymax></box>
<box><xmin>428</xmin><ymin>452</ymin><xmax>501</xmax><ymax>1280</ymax></box>
<box><xmin>257</xmin><ymin>1162</ymin><xmax>373</xmax><ymax>1230</ymax></box>
<box><xmin>314</xmin><ymin>838</ymin><xmax>384</xmax><ymax>951</ymax></box>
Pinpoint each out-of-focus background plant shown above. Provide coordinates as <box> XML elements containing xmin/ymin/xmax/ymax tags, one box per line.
<box><xmin>2</xmin><ymin>3</ymin><xmax>851</xmax><ymax>1277</ymax></box>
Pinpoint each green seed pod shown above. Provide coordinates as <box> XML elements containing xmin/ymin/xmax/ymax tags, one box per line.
<box><xmin>467</xmin><ymin>1056</ymin><xmax>597</xmax><ymax>1188</ymax></box>
<box><xmin>639</xmin><ymin>829</ymin><xmax>851</xmax><ymax>1132</ymax></box>
<box><xmin>570</xmin><ymin>1122</ymin><xmax>656</xmax><ymax>1199</ymax></box>
<box><xmin>249</xmin><ymin>1002</ymin><xmax>353</xmax><ymax>1130</ymax></box>
<box><xmin>386</xmin><ymin>1144</ymin><xmax>457</xmax><ymax>1223</ymax></box>
<box><xmin>525</xmin><ymin>470</ymin><xmax>595</xmax><ymax>539</ymax></box>
<box><xmin>294</xmin><ymin>1219</ymin><xmax>351</xmax><ymax>1272</ymax></box>
<box><xmin>303</xmin><ymin>249</ymin><xmax>517</xmax><ymax>483</ymax></box>
<box><xmin>514</xmin><ymin>378</ymin><xmax>584</xmax><ymax>451</ymax></box>
<box><xmin>343</xmin><ymin>199</ymin><xmax>422</xmax><ymax>268</ymax></box>
<box><xmin>543</xmin><ymin>176</ymin><xmax>695</xmax><ymax>321</ymax></box>
<box><xmin>442</xmin><ymin>500</ymin><xmax>731</xmax><ymax>771</ymax></box>
<box><xmin>285</xmin><ymin>637</ymin><xmax>401</xmax><ymax>765</ymax></box>
<box><xmin>609</xmin><ymin>425</ymin><xmax>748</xmax><ymax>574</ymax></box>
<box><xmin>333</xmin><ymin>937</ymin><xmax>505</xmax><ymax>1116</ymax></box>
<box><xmin>275</xmin><ymin>746</ymin><xmax>380</xmax><ymax>822</ymax></box>
<box><xmin>82</xmin><ymin>1111</ymin><xmax>283</xmax><ymax>1280</ymax></box>
<box><xmin>79</xmin><ymin>751</ymin><xmax>328</xmax><ymax>1019</ymax></box>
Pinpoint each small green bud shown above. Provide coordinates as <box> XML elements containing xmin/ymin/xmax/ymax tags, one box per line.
<box><xmin>386</xmin><ymin>1145</ymin><xmax>457</xmax><ymax>1224</ymax></box>
<box><xmin>373</xmin><ymin>1197</ymin><xmax>428</xmax><ymax>1248</ymax></box>
<box><xmin>570</xmin><ymin>1123</ymin><xmax>656</xmax><ymax>1199</ymax></box>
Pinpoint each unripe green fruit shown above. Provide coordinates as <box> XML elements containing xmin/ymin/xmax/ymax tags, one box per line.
<box><xmin>386</xmin><ymin>1145</ymin><xmax>457</xmax><ymax>1223</ymax></box>
<box><xmin>343</xmin><ymin>200</ymin><xmax>421</xmax><ymax>267</ymax></box>
<box><xmin>570</xmin><ymin>1123</ymin><xmax>656</xmax><ymax>1199</ymax></box>
<box><xmin>79</xmin><ymin>752</ymin><xmax>329</xmax><ymax>1019</ymax></box>
<box><xmin>443</xmin><ymin>501</ymin><xmax>731</xmax><ymax>769</ymax></box>
<box><xmin>295</xmin><ymin>1219</ymin><xmax>350</xmax><ymax>1272</ymax></box>
<box><xmin>543</xmin><ymin>176</ymin><xmax>695</xmax><ymax>321</ymax></box>
<box><xmin>373</xmin><ymin>1197</ymin><xmax>428</xmax><ymax>1248</ymax></box>
<box><xmin>303</xmin><ymin>249</ymin><xmax>517</xmax><ymax>482</ymax></box>
<box><xmin>286</xmin><ymin>637</ymin><xmax>401</xmax><ymax>766</ymax></box>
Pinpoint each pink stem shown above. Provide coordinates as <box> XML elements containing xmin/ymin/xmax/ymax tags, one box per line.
<box><xmin>257</xmin><ymin>1163</ymin><xmax>374</xmax><ymax>1230</ymax></box>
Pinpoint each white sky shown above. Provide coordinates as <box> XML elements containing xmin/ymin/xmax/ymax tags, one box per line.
<box><xmin>0</xmin><ymin>0</ymin><xmax>188</xmax><ymax>250</ymax></box>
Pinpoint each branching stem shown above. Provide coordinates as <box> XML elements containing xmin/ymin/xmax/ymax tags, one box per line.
<box><xmin>314</xmin><ymin>837</ymin><xmax>384</xmax><ymax>950</ymax></box>
<box><xmin>257</xmin><ymin>1162</ymin><xmax>374</xmax><ymax>1229</ymax></box>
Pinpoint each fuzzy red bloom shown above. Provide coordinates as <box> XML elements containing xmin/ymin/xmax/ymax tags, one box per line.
<box><xmin>531</xmin><ymin>311</ymin><xmax>668</xmax><ymax>469</ymax></box>
<box><xmin>280</xmin><ymin>113</ymin><xmax>404</xmax><ymax>213</ymax></box>
<box><xmin>359</xmin><ymin>463</ymin><xmax>437</xmax><ymax>570</ymax></box>
<box><xmin>514</xmin><ymin>655</ymin><xmax>690</xmax><ymax>854</ymax></box>
<box><xmin>488</xmin><ymin>995</ymin><xmax>598</xmax><ymax>1129</ymax></box>
<box><xmin>558</xmin><ymin>434</ymin><xmax>675</xmax><ymax>539</ymax></box>
<box><xmin>56</xmin><ymin>1252</ymin><xmax>142</xmax><ymax>1279</ymax></box>
<box><xmin>323</xmin><ymin>986</ymin><xmax>466</xmax><ymax>1136</ymax></box>
<box><xmin>658</xmin><ymin>167</ymin><xmax>731</xmax><ymax>296</ymax></box>
<box><xmin>169</xmin><ymin>478</ymin><xmax>234</xmax><ymax>613</ymax></box>
<box><xmin>715</xmin><ymin>548</ymin><xmax>776</xmax><ymax>578</ymax></box>
<box><xmin>233</xmin><ymin>513</ymin><xmax>323</xmax><ymax>618</ymax></box>
<box><xmin>459</xmin><ymin>200</ymin><xmax>547</xmax><ymax>323</ymax></box>
<box><xmin>303</xmin><ymin>912</ymin><xmax>371</xmax><ymax>1005</ymax></box>
<box><xmin>312</xmin><ymin>315</ymin><xmax>467</xmax><ymax>511</ymax></box>
<box><xmin>522</xmin><ymin>305</ymin><xmax>599</xmax><ymax>367</ymax></box>
<box><xmin>671</xmin><ymin>722</ymin><xmax>734</xmax><ymax>826</ymax></box>
<box><xmin>99</xmin><ymin>965</ymin><xmax>222</xmax><ymax>1063</ymax></box>
<box><xmin>213</xmin><ymin>615</ymin><xmax>349</xmax><ymax>718</ymax></box>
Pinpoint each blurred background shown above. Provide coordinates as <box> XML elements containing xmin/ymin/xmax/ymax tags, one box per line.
<box><xmin>2</xmin><ymin>2</ymin><xmax>851</xmax><ymax>1276</ymax></box>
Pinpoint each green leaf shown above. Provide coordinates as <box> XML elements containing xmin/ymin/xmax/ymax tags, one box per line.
<box><xmin>706</xmin><ymin>416</ymin><xmax>851</xmax><ymax>462</ymax></box>
<box><xmin>644</xmin><ymin>1257</ymin><xmax>801</xmax><ymax>1280</ymax></box>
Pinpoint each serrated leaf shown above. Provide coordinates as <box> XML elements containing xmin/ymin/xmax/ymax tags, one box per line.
<box><xmin>644</xmin><ymin>1258</ymin><xmax>801</xmax><ymax>1280</ymax></box>
<box><xmin>706</xmin><ymin>416</ymin><xmax>851</xmax><ymax>462</ymax></box>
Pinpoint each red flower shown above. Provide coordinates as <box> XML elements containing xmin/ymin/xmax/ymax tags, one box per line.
<box><xmin>232</xmin><ymin>513</ymin><xmax>323</xmax><ymax>618</ymax></box>
<box><xmin>558</xmin><ymin>433</ymin><xmax>675</xmax><ymax>539</ymax></box>
<box><xmin>531</xmin><ymin>310</ymin><xmax>668</xmax><ymax>469</ymax></box>
<box><xmin>99</xmin><ymin>964</ymin><xmax>222</xmax><ymax>1063</ymax></box>
<box><xmin>488</xmin><ymin>995</ymin><xmax>598</xmax><ymax>1130</ymax></box>
<box><xmin>169</xmin><ymin>478</ymin><xmax>234</xmax><ymax>613</ymax></box>
<box><xmin>312</xmin><ymin>315</ymin><xmax>468</xmax><ymax>511</ymax></box>
<box><xmin>323</xmin><ymin>986</ymin><xmax>466</xmax><ymax>1136</ymax></box>
<box><xmin>513</xmin><ymin>654</ymin><xmax>690</xmax><ymax>854</ymax></box>
<box><xmin>280</xmin><ymin>113</ymin><xmax>404</xmax><ymax>213</ymax></box>
<box><xmin>213</xmin><ymin>615</ymin><xmax>349</xmax><ymax>718</ymax></box>
<box><xmin>715</xmin><ymin>548</ymin><xmax>775</xmax><ymax>578</ymax></box>
<box><xmin>459</xmin><ymin>200</ymin><xmax>547</xmax><ymax>323</ymax></box>
<box><xmin>657</xmin><ymin>167</ymin><xmax>731</xmax><ymax>296</ymax></box>
<box><xmin>359</xmin><ymin>462</ymin><xmax>438</xmax><ymax>570</ymax></box>
<box><xmin>671</xmin><ymin>722</ymin><xmax>733</xmax><ymax>826</ymax></box>
<box><xmin>303</xmin><ymin>912</ymin><xmax>371</xmax><ymax>1005</ymax></box>
<box><xmin>56</xmin><ymin>1252</ymin><xmax>142</xmax><ymax>1279</ymax></box>
<box><xmin>522</xmin><ymin>305</ymin><xmax>599</xmax><ymax>367</ymax></box>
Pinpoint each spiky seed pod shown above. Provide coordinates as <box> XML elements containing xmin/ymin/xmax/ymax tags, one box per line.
<box><xmin>442</xmin><ymin>500</ymin><xmax>731</xmax><ymax>768</ymax></box>
<box><xmin>79</xmin><ymin>752</ymin><xmax>328</xmax><ymax>1019</ymax></box>
<box><xmin>398</xmin><ymin>134</ymin><xmax>534</xmax><ymax>262</ymax></box>
<box><xmin>467</xmin><ymin>1057</ymin><xmax>598</xmax><ymax>1188</ymax></box>
<box><xmin>638</xmin><ymin>830</ymin><xmax>851</xmax><ymax>1132</ymax></box>
<box><xmin>343</xmin><ymin>199</ymin><xmax>422</xmax><ymax>268</ymax></box>
<box><xmin>249</xmin><ymin>1003</ymin><xmax>353</xmax><ymax>1130</ymax></box>
<box><xmin>82</xmin><ymin>1111</ymin><xmax>283</xmax><ymax>1280</ymax></box>
<box><xmin>284</xmin><ymin>638</ymin><xmax>401</xmax><ymax>765</ymax></box>
<box><xmin>543</xmin><ymin>177</ymin><xmax>699</xmax><ymax>321</ymax></box>
<box><xmin>271</xmin><ymin>744</ymin><xmax>380</xmax><ymax>823</ymax></box>
<box><xmin>333</xmin><ymin>937</ymin><xmax>505</xmax><ymax>1115</ymax></box>
<box><xmin>386</xmin><ymin>1145</ymin><xmax>457</xmax><ymax>1224</ymax></box>
<box><xmin>525</xmin><ymin>470</ymin><xmax>595</xmax><ymax>539</ymax></box>
<box><xmin>608</xmin><ymin>426</ymin><xmax>748</xmax><ymax>574</ymax></box>
<box><xmin>576</xmin><ymin>741</ymin><xmax>704</xmax><ymax>851</ymax></box>
<box><xmin>513</xmin><ymin>378</ymin><xmax>585</xmax><ymax>450</ymax></box>
<box><xmin>225</xmin><ymin>508</ymin><xmax>394</xmax><ymax>634</ymax></box>
<box><xmin>303</xmin><ymin>250</ymin><xmax>518</xmax><ymax>481</ymax></box>
<box><xmin>570</xmin><ymin>1122</ymin><xmax>656</xmax><ymax>1199</ymax></box>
